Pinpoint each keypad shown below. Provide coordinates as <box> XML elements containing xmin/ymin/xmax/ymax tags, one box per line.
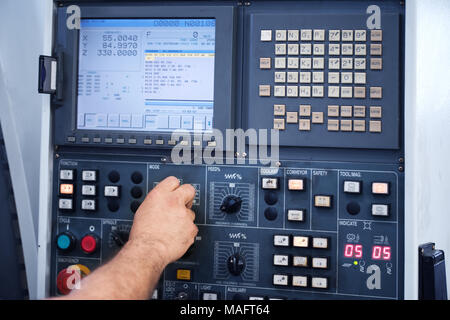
<box><xmin>259</xmin><ymin>28</ymin><xmax>384</xmax><ymax>134</ymax></box>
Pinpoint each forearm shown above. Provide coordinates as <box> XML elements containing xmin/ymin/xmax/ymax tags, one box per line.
<box><xmin>58</xmin><ymin>239</ymin><xmax>168</xmax><ymax>300</ymax></box>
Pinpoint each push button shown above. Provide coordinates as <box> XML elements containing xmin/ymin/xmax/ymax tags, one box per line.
<box><xmin>312</xmin><ymin>237</ymin><xmax>329</xmax><ymax>249</ymax></box>
<box><xmin>314</xmin><ymin>195</ymin><xmax>332</xmax><ymax>208</ymax></box>
<box><xmin>273</xmin><ymin>235</ymin><xmax>290</xmax><ymax>247</ymax></box>
<box><xmin>104</xmin><ymin>186</ymin><xmax>120</xmax><ymax>197</ymax></box>
<box><xmin>372</xmin><ymin>204</ymin><xmax>389</xmax><ymax>217</ymax></box>
<box><xmin>82</xmin><ymin>185</ymin><xmax>96</xmax><ymax>196</ymax></box>
<box><xmin>273</xmin><ymin>274</ymin><xmax>288</xmax><ymax>286</ymax></box>
<box><xmin>58</xmin><ymin>199</ymin><xmax>73</xmax><ymax>210</ymax></box>
<box><xmin>343</xmin><ymin>181</ymin><xmax>361</xmax><ymax>194</ymax></box>
<box><xmin>287</xmin><ymin>209</ymin><xmax>305</xmax><ymax>222</ymax></box>
<box><xmin>60</xmin><ymin>169</ymin><xmax>74</xmax><ymax>181</ymax></box>
<box><xmin>56</xmin><ymin>232</ymin><xmax>76</xmax><ymax>252</ymax></box>
<box><xmin>372</xmin><ymin>182</ymin><xmax>389</xmax><ymax>195</ymax></box>
<box><xmin>81</xmin><ymin>199</ymin><xmax>96</xmax><ymax>211</ymax></box>
<box><xmin>80</xmin><ymin>235</ymin><xmax>98</xmax><ymax>254</ymax></box>
<box><xmin>312</xmin><ymin>257</ymin><xmax>328</xmax><ymax>269</ymax></box>
<box><xmin>82</xmin><ymin>170</ymin><xmax>97</xmax><ymax>182</ymax></box>
<box><xmin>273</xmin><ymin>254</ymin><xmax>289</xmax><ymax>266</ymax></box>
<box><xmin>292</xmin><ymin>256</ymin><xmax>308</xmax><ymax>267</ymax></box>
<box><xmin>262</xmin><ymin>177</ymin><xmax>279</xmax><ymax>190</ymax></box>
<box><xmin>59</xmin><ymin>184</ymin><xmax>74</xmax><ymax>196</ymax></box>
<box><xmin>292</xmin><ymin>276</ymin><xmax>308</xmax><ymax>287</ymax></box>
<box><xmin>293</xmin><ymin>236</ymin><xmax>309</xmax><ymax>248</ymax></box>
<box><xmin>176</xmin><ymin>269</ymin><xmax>192</xmax><ymax>281</ymax></box>
<box><xmin>288</xmin><ymin>179</ymin><xmax>305</xmax><ymax>191</ymax></box>
<box><xmin>311</xmin><ymin>277</ymin><xmax>328</xmax><ymax>289</ymax></box>
<box><xmin>202</xmin><ymin>292</ymin><xmax>218</xmax><ymax>300</ymax></box>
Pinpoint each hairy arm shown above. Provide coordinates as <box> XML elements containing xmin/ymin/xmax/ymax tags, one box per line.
<box><xmin>53</xmin><ymin>176</ymin><xmax>197</xmax><ymax>300</ymax></box>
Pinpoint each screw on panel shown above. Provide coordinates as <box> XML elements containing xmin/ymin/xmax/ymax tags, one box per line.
<box><xmin>55</xmin><ymin>154</ymin><xmax>60</xmax><ymax>159</ymax></box>
<box><xmin>161</xmin><ymin>157</ymin><xmax>167</xmax><ymax>163</ymax></box>
<box><xmin>275</xmin><ymin>161</ymin><xmax>281</xmax><ymax>167</ymax></box>
<box><xmin>235</xmin><ymin>152</ymin><xmax>240</xmax><ymax>157</ymax></box>
<box><xmin>398</xmin><ymin>166</ymin><xmax>404</xmax><ymax>172</ymax></box>
<box><xmin>399</xmin><ymin>157</ymin><xmax>404</xmax><ymax>163</ymax></box>
<box><xmin>242</xmin><ymin>152</ymin><xmax>247</xmax><ymax>158</ymax></box>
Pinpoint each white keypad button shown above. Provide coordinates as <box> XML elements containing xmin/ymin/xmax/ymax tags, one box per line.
<box><xmin>312</xmin><ymin>257</ymin><xmax>328</xmax><ymax>269</ymax></box>
<box><xmin>81</xmin><ymin>199</ymin><xmax>96</xmax><ymax>211</ymax></box>
<box><xmin>355</xmin><ymin>30</ymin><xmax>367</xmax><ymax>41</ymax></box>
<box><xmin>293</xmin><ymin>236</ymin><xmax>309</xmax><ymax>248</ymax></box>
<box><xmin>82</xmin><ymin>185</ymin><xmax>96</xmax><ymax>196</ymax></box>
<box><xmin>313</xmin><ymin>29</ymin><xmax>325</xmax><ymax>41</ymax></box>
<box><xmin>300</xmin><ymin>29</ymin><xmax>312</xmax><ymax>41</ymax></box>
<box><xmin>329</xmin><ymin>30</ymin><xmax>340</xmax><ymax>41</ymax></box>
<box><xmin>300</xmin><ymin>58</ymin><xmax>311</xmax><ymax>69</ymax></box>
<box><xmin>371</xmin><ymin>29</ymin><xmax>382</xmax><ymax>41</ymax></box>
<box><xmin>342</xmin><ymin>43</ymin><xmax>353</xmax><ymax>55</ymax></box>
<box><xmin>58</xmin><ymin>198</ymin><xmax>73</xmax><ymax>210</ymax></box>
<box><xmin>312</xmin><ymin>72</ymin><xmax>324</xmax><ymax>83</ymax></box>
<box><xmin>292</xmin><ymin>276</ymin><xmax>308</xmax><ymax>287</ymax></box>
<box><xmin>287</xmin><ymin>29</ymin><xmax>299</xmax><ymax>41</ymax></box>
<box><xmin>286</xmin><ymin>86</ymin><xmax>298</xmax><ymax>97</ymax></box>
<box><xmin>274</xmin><ymin>85</ymin><xmax>286</xmax><ymax>97</ymax></box>
<box><xmin>82</xmin><ymin>170</ymin><xmax>97</xmax><ymax>182</ymax></box>
<box><xmin>328</xmin><ymin>72</ymin><xmax>340</xmax><ymax>84</ymax></box>
<box><xmin>293</xmin><ymin>256</ymin><xmax>308</xmax><ymax>267</ymax></box>
<box><xmin>355</xmin><ymin>44</ymin><xmax>367</xmax><ymax>56</ymax></box>
<box><xmin>259</xmin><ymin>85</ymin><xmax>271</xmax><ymax>97</ymax></box>
<box><xmin>274</xmin><ymin>235</ymin><xmax>290</xmax><ymax>247</ymax></box>
<box><xmin>341</xmin><ymin>58</ymin><xmax>353</xmax><ymax>69</ymax></box>
<box><xmin>274</xmin><ymin>71</ymin><xmax>286</xmax><ymax>83</ymax></box>
<box><xmin>354</xmin><ymin>106</ymin><xmax>366</xmax><ymax>117</ymax></box>
<box><xmin>341</xmin><ymin>72</ymin><xmax>353</xmax><ymax>84</ymax></box>
<box><xmin>300</xmin><ymin>43</ymin><xmax>312</xmax><ymax>55</ymax></box>
<box><xmin>312</xmin><ymin>58</ymin><xmax>324</xmax><ymax>69</ymax></box>
<box><xmin>286</xmin><ymin>111</ymin><xmax>298</xmax><ymax>123</ymax></box>
<box><xmin>343</xmin><ymin>181</ymin><xmax>361</xmax><ymax>193</ymax></box>
<box><xmin>341</xmin><ymin>86</ymin><xmax>353</xmax><ymax>98</ymax></box>
<box><xmin>329</xmin><ymin>58</ymin><xmax>340</xmax><ymax>70</ymax></box>
<box><xmin>288</xmin><ymin>43</ymin><xmax>299</xmax><ymax>55</ymax></box>
<box><xmin>260</xmin><ymin>30</ymin><xmax>272</xmax><ymax>41</ymax></box>
<box><xmin>313</xmin><ymin>44</ymin><xmax>325</xmax><ymax>55</ymax></box>
<box><xmin>299</xmin><ymin>105</ymin><xmax>311</xmax><ymax>117</ymax></box>
<box><xmin>299</xmin><ymin>86</ymin><xmax>311</xmax><ymax>97</ymax></box>
<box><xmin>273</xmin><ymin>274</ymin><xmax>289</xmax><ymax>286</ymax></box>
<box><xmin>299</xmin><ymin>71</ymin><xmax>311</xmax><ymax>83</ymax></box>
<box><xmin>275</xmin><ymin>29</ymin><xmax>287</xmax><ymax>41</ymax></box>
<box><xmin>274</xmin><ymin>118</ymin><xmax>285</xmax><ymax>130</ymax></box>
<box><xmin>275</xmin><ymin>43</ymin><xmax>286</xmax><ymax>55</ymax></box>
<box><xmin>342</xmin><ymin>30</ymin><xmax>353</xmax><ymax>41</ymax></box>
<box><xmin>372</xmin><ymin>204</ymin><xmax>389</xmax><ymax>217</ymax></box>
<box><xmin>275</xmin><ymin>57</ymin><xmax>286</xmax><ymax>69</ymax></box>
<box><xmin>312</xmin><ymin>277</ymin><xmax>328</xmax><ymax>289</ymax></box>
<box><xmin>260</xmin><ymin>57</ymin><xmax>271</xmax><ymax>69</ymax></box>
<box><xmin>287</xmin><ymin>57</ymin><xmax>299</xmax><ymax>69</ymax></box>
<box><xmin>329</xmin><ymin>43</ymin><xmax>340</xmax><ymax>55</ymax></box>
<box><xmin>104</xmin><ymin>186</ymin><xmax>120</xmax><ymax>197</ymax></box>
<box><xmin>60</xmin><ymin>169</ymin><xmax>74</xmax><ymax>181</ymax></box>
<box><xmin>312</xmin><ymin>237</ymin><xmax>329</xmax><ymax>249</ymax></box>
<box><xmin>312</xmin><ymin>86</ymin><xmax>324</xmax><ymax>97</ymax></box>
<box><xmin>274</xmin><ymin>104</ymin><xmax>286</xmax><ymax>116</ymax></box>
<box><xmin>328</xmin><ymin>86</ymin><xmax>340</xmax><ymax>98</ymax></box>
<box><xmin>273</xmin><ymin>255</ymin><xmax>289</xmax><ymax>266</ymax></box>
<box><xmin>287</xmin><ymin>71</ymin><xmax>298</xmax><ymax>83</ymax></box>
<box><xmin>287</xmin><ymin>209</ymin><xmax>305</xmax><ymax>222</ymax></box>
<box><xmin>354</xmin><ymin>72</ymin><xmax>366</xmax><ymax>84</ymax></box>
<box><xmin>355</xmin><ymin>58</ymin><xmax>366</xmax><ymax>70</ymax></box>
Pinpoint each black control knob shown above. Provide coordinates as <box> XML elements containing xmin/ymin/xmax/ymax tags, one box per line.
<box><xmin>227</xmin><ymin>253</ymin><xmax>245</xmax><ymax>276</ymax></box>
<box><xmin>110</xmin><ymin>227</ymin><xmax>130</xmax><ymax>248</ymax></box>
<box><xmin>220</xmin><ymin>195</ymin><xmax>243</xmax><ymax>214</ymax></box>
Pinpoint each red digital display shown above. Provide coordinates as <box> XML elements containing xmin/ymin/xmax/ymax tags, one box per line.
<box><xmin>343</xmin><ymin>244</ymin><xmax>391</xmax><ymax>260</ymax></box>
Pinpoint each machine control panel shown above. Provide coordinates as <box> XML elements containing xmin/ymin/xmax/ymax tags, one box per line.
<box><xmin>48</xmin><ymin>0</ymin><xmax>404</xmax><ymax>300</ymax></box>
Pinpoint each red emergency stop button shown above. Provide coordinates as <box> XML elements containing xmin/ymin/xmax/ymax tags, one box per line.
<box><xmin>56</xmin><ymin>264</ymin><xmax>90</xmax><ymax>295</ymax></box>
<box><xmin>81</xmin><ymin>234</ymin><xmax>98</xmax><ymax>254</ymax></box>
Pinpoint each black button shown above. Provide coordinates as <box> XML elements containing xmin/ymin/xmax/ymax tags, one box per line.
<box><xmin>264</xmin><ymin>191</ymin><xmax>278</xmax><ymax>205</ymax></box>
<box><xmin>264</xmin><ymin>207</ymin><xmax>278</xmax><ymax>221</ymax></box>
<box><xmin>108</xmin><ymin>199</ymin><xmax>120</xmax><ymax>212</ymax></box>
<box><xmin>130</xmin><ymin>200</ymin><xmax>141</xmax><ymax>214</ymax></box>
<box><xmin>346</xmin><ymin>202</ymin><xmax>360</xmax><ymax>215</ymax></box>
<box><xmin>131</xmin><ymin>171</ymin><xmax>143</xmax><ymax>184</ymax></box>
<box><xmin>131</xmin><ymin>186</ymin><xmax>143</xmax><ymax>199</ymax></box>
<box><xmin>108</xmin><ymin>170</ymin><xmax>120</xmax><ymax>183</ymax></box>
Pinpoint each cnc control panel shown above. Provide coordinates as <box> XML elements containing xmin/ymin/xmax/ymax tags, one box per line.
<box><xmin>48</xmin><ymin>0</ymin><xmax>404</xmax><ymax>300</ymax></box>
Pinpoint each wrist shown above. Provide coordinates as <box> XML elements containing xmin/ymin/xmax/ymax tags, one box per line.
<box><xmin>125</xmin><ymin>236</ymin><xmax>171</xmax><ymax>270</ymax></box>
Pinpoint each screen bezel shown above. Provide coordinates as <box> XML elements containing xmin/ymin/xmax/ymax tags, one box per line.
<box><xmin>54</xmin><ymin>5</ymin><xmax>235</xmax><ymax>147</ymax></box>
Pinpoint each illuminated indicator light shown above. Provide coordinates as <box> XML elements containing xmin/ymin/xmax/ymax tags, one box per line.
<box><xmin>288</xmin><ymin>179</ymin><xmax>304</xmax><ymax>191</ymax></box>
<box><xmin>176</xmin><ymin>269</ymin><xmax>192</xmax><ymax>281</ymax></box>
<box><xmin>372</xmin><ymin>182</ymin><xmax>389</xmax><ymax>195</ymax></box>
<box><xmin>353</xmin><ymin>261</ymin><xmax>358</xmax><ymax>265</ymax></box>
<box><xmin>60</xmin><ymin>184</ymin><xmax>74</xmax><ymax>195</ymax></box>
<box><xmin>314</xmin><ymin>195</ymin><xmax>331</xmax><ymax>208</ymax></box>
<box><xmin>344</xmin><ymin>244</ymin><xmax>363</xmax><ymax>258</ymax></box>
<box><xmin>372</xmin><ymin>245</ymin><xmax>391</xmax><ymax>260</ymax></box>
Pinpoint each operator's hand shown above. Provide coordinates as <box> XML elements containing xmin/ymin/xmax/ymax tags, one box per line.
<box><xmin>129</xmin><ymin>176</ymin><xmax>198</xmax><ymax>266</ymax></box>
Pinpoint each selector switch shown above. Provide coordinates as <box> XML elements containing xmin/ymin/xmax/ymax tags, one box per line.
<box><xmin>227</xmin><ymin>253</ymin><xmax>246</xmax><ymax>276</ymax></box>
<box><xmin>104</xmin><ymin>186</ymin><xmax>120</xmax><ymax>197</ymax></box>
<box><xmin>220</xmin><ymin>195</ymin><xmax>243</xmax><ymax>214</ymax></box>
